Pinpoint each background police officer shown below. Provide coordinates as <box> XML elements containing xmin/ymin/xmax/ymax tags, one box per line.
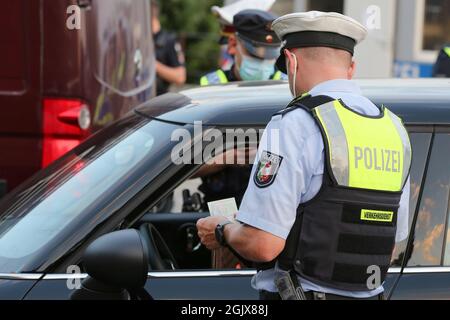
<box><xmin>197</xmin><ymin>9</ymin><xmax>285</xmax><ymax>220</ymax></box>
<box><xmin>211</xmin><ymin>0</ymin><xmax>276</xmax><ymax>71</ymax></box>
<box><xmin>151</xmin><ymin>0</ymin><xmax>187</xmax><ymax>95</ymax></box>
<box><xmin>200</xmin><ymin>9</ymin><xmax>286</xmax><ymax>86</ymax></box>
<box><xmin>433</xmin><ymin>44</ymin><xmax>450</xmax><ymax>78</ymax></box>
<box><xmin>197</xmin><ymin>11</ymin><xmax>412</xmax><ymax>300</ymax></box>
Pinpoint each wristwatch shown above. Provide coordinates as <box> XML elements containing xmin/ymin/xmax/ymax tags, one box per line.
<box><xmin>215</xmin><ymin>221</ymin><xmax>234</xmax><ymax>247</ymax></box>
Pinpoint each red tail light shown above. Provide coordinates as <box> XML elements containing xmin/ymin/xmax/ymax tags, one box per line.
<box><xmin>42</xmin><ymin>98</ymin><xmax>92</xmax><ymax>168</ymax></box>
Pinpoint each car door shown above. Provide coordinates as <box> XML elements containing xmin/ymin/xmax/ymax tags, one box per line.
<box><xmin>22</xmin><ymin>127</ymin><xmax>440</xmax><ymax>300</ymax></box>
<box><xmin>140</xmin><ymin>158</ymin><xmax>259</xmax><ymax>299</ymax></box>
<box><xmin>141</xmin><ymin>128</ymin><xmax>435</xmax><ymax>300</ymax></box>
<box><xmin>390</xmin><ymin>128</ymin><xmax>450</xmax><ymax>300</ymax></box>
<box><xmin>137</xmin><ymin>210</ymin><xmax>257</xmax><ymax>300</ymax></box>
<box><xmin>145</xmin><ymin>269</ymin><xmax>258</xmax><ymax>300</ymax></box>
<box><xmin>22</xmin><ymin>210</ymin><xmax>258</xmax><ymax>300</ymax></box>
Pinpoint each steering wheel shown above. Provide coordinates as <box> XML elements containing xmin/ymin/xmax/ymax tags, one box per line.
<box><xmin>139</xmin><ymin>223</ymin><xmax>179</xmax><ymax>271</ymax></box>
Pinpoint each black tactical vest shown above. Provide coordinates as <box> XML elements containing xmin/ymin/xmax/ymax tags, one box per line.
<box><xmin>257</xmin><ymin>95</ymin><xmax>411</xmax><ymax>292</ymax></box>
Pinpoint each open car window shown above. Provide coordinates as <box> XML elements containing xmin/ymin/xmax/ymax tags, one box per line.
<box><xmin>142</xmin><ymin>146</ymin><xmax>258</xmax><ymax>271</ymax></box>
<box><xmin>156</xmin><ymin>146</ymin><xmax>258</xmax><ymax>215</ymax></box>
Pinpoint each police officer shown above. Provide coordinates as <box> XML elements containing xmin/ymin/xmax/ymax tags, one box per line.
<box><xmin>200</xmin><ymin>9</ymin><xmax>286</xmax><ymax>86</ymax></box>
<box><xmin>151</xmin><ymin>0</ymin><xmax>186</xmax><ymax>96</ymax></box>
<box><xmin>197</xmin><ymin>11</ymin><xmax>412</xmax><ymax>300</ymax></box>
<box><xmin>433</xmin><ymin>44</ymin><xmax>450</xmax><ymax>78</ymax></box>
<box><xmin>211</xmin><ymin>0</ymin><xmax>276</xmax><ymax>70</ymax></box>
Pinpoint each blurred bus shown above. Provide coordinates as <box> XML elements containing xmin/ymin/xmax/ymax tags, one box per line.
<box><xmin>0</xmin><ymin>0</ymin><xmax>156</xmax><ymax>194</ymax></box>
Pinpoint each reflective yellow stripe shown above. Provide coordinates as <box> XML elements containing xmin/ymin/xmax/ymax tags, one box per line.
<box><xmin>387</xmin><ymin>108</ymin><xmax>412</xmax><ymax>188</ymax></box>
<box><xmin>314</xmin><ymin>101</ymin><xmax>349</xmax><ymax>185</ymax></box>
<box><xmin>361</xmin><ymin>209</ymin><xmax>394</xmax><ymax>223</ymax></box>
<box><xmin>200</xmin><ymin>76</ymin><xmax>209</xmax><ymax>86</ymax></box>
<box><xmin>444</xmin><ymin>47</ymin><xmax>450</xmax><ymax>58</ymax></box>
<box><xmin>216</xmin><ymin>70</ymin><xmax>228</xmax><ymax>84</ymax></box>
<box><xmin>200</xmin><ymin>70</ymin><xmax>229</xmax><ymax>86</ymax></box>
<box><xmin>290</xmin><ymin>92</ymin><xmax>311</xmax><ymax>105</ymax></box>
<box><xmin>300</xmin><ymin>92</ymin><xmax>310</xmax><ymax>99</ymax></box>
<box><xmin>272</xmin><ymin>71</ymin><xmax>282</xmax><ymax>80</ymax></box>
<box><xmin>314</xmin><ymin>100</ymin><xmax>411</xmax><ymax>192</ymax></box>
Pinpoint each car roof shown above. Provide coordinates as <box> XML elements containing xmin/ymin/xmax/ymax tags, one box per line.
<box><xmin>137</xmin><ymin>79</ymin><xmax>450</xmax><ymax>127</ymax></box>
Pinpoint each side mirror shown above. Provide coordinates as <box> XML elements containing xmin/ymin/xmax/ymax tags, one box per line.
<box><xmin>71</xmin><ymin>229</ymin><xmax>149</xmax><ymax>300</ymax></box>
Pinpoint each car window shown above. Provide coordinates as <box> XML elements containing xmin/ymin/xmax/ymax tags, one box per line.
<box><xmin>0</xmin><ymin>116</ymin><xmax>187</xmax><ymax>273</ymax></box>
<box><xmin>157</xmin><ymin>147</ymin><xmax>258</xmax><ymax>215</ymax></box>
<box><xmin>406</xmin><ymin>133</ymin><xmax>450</xmax><ymax>267</ymax></box>
<box><xmin>148</xmin><ymin>146</ymin><xmax>258</xmax><ymax>271</ymax></box>
<box><xmin>0</xmin><ymin>129</ymin><xmax>154</xmax><ymax>257</ymax></box>
<box><xmin>391</xmin><ymin>132</ymin><xmax>432</xmax><ymax>266</ymax></box>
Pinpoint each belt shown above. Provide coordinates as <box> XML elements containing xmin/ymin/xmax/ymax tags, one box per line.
<box><xmin>260</xmin><ymin>290</ymin><xmax>384</xmax><ymax>301</ymax></box>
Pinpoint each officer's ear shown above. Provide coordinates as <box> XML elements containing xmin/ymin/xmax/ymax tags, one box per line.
<box><xmin>228</xmin><ymin>35</ymin><xmax>237</xmax><ymax>56</ymax></box>
<box><xmin>284</xmin><ymin>49</ymin><xmax>297</xmax><ymax>75</ymax></box>
<box><xmin>348</xmin><ymin>60</ymin><xmax>356</xmax><ymax>79</ymax></box>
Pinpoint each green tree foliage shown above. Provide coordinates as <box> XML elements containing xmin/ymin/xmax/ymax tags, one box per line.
<box><xmin>159</xmin><ymin>0</ymin><xmax>224</xmax><ymax>83</ymax></box>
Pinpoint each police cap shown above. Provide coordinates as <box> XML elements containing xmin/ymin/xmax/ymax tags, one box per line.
<box><xmin>272</xmin><ymin>11</ymin><xmax>368</xmax><ymax>73</ymax></box>
<box><xmin>234</xmin><ymin>9</ymin><xmax>281</xmax><ymax>59</ymax></box>
<box><xmin>212</xmin><ymin>0</ymin><xmax>276</xmax><ymax>26</ymax></box>
<box><xmin>234</xmin><ymin>9</ymin><xmax>281</xmax><ymax>46</ymax></box>
<box><xmin>212</xmin><ymin>0</ymin><xmax>275</xmax><ymax>41</ymax></box>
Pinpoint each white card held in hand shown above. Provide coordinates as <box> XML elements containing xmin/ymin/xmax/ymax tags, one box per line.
<box><xmin>207</xmin><ymin>198</ymin><xmax>238</xmax><ymax>221</ymax></box>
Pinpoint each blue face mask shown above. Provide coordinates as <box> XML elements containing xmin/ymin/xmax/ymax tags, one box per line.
<box><xmin>239</xmin><ymin>55</ymin><xmax>275</xmax><ymax>81</ymax></box>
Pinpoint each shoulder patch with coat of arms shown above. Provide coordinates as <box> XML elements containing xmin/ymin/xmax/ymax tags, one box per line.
<box><xmin>254</xmin><ymin>151</ymin><xmax>283</xmax><ymax>188</ymax></box>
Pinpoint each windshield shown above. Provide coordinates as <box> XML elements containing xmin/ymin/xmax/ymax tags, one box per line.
<box><xmin>0</xmin><ymin>114</ymin><xmax>186</xmax><ymax>273</ymax></box>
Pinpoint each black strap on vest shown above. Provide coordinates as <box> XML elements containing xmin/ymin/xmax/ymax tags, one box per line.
<box><xmin>257</xmin><ymin>95</ymin><xmax>336</xmax><ymax>272</ymax></box>
<box><xmin>274</xmin><ymin>95</ymin><xmax>335</xmax><ymax>118</ymax></box>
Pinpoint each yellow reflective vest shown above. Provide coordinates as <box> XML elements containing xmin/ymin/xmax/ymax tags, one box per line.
<box><xmin>262</xmin><ymin>94</ymin><xmax>412</xmax><ymax>291</ymax></box>
<box><xmin>200</xmin><ymin>69</ymin><xmax>285</xmax><ymax>86</ymax></box>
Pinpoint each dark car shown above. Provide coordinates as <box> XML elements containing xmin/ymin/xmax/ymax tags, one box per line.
<box><xmin>0</xmin><ymin>0</ymin><xmax>156</xmax><ymax>195</ymax></box>
<box><xmin>0</xmin><ymin>79</ymin><xmax>449</xmax><ymax>300</ymax></box>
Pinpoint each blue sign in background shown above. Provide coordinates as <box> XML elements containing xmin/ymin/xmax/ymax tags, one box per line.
<box><xmin>394</xmin><ymin>60</ymin><xmax>434</xmax><ymax>78</ymax></box>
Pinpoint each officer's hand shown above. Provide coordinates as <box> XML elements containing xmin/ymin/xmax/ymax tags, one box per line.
<box><xmin>197</xmin><ymin>216</ymin><xmax>229</xmax><ymax>250</ymax></box>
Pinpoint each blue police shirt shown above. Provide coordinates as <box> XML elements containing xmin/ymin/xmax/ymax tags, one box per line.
<box><xmin>236</xmin><ymin>79</ymin><xmax>410</xmax><ymax>298</ymax></box>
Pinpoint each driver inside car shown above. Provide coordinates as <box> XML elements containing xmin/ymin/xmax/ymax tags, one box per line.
<box><xmin>193</xmin><ymin>147</ymin><xmax>257</xmax><ymax>207</ymax></box>
<box><xmin>191</xmin><ymin>147</ymin><xmax>257</xmax><ymax>269</ymax></box>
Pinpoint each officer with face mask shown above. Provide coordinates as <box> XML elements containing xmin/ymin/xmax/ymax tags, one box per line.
<box><xmin>211</xmin><ymin>0</ymin><xmax>276</xmax><ymax>71</ymax></box>
<box><xmin>197</xmin><ymin>11</ymin><xmax>412</xmax><ymax>300</ymax></box>
<box><xmin>200</xmin><ymin>9</ymin><xmax>286</xmax><ymax>85</ymax></box>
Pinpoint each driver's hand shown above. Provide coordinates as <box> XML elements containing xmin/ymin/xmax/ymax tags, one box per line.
<box><xmin>197</xmin><ymin>216</ymin><xmax>229</xmax><ymax>250</ymax></box>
